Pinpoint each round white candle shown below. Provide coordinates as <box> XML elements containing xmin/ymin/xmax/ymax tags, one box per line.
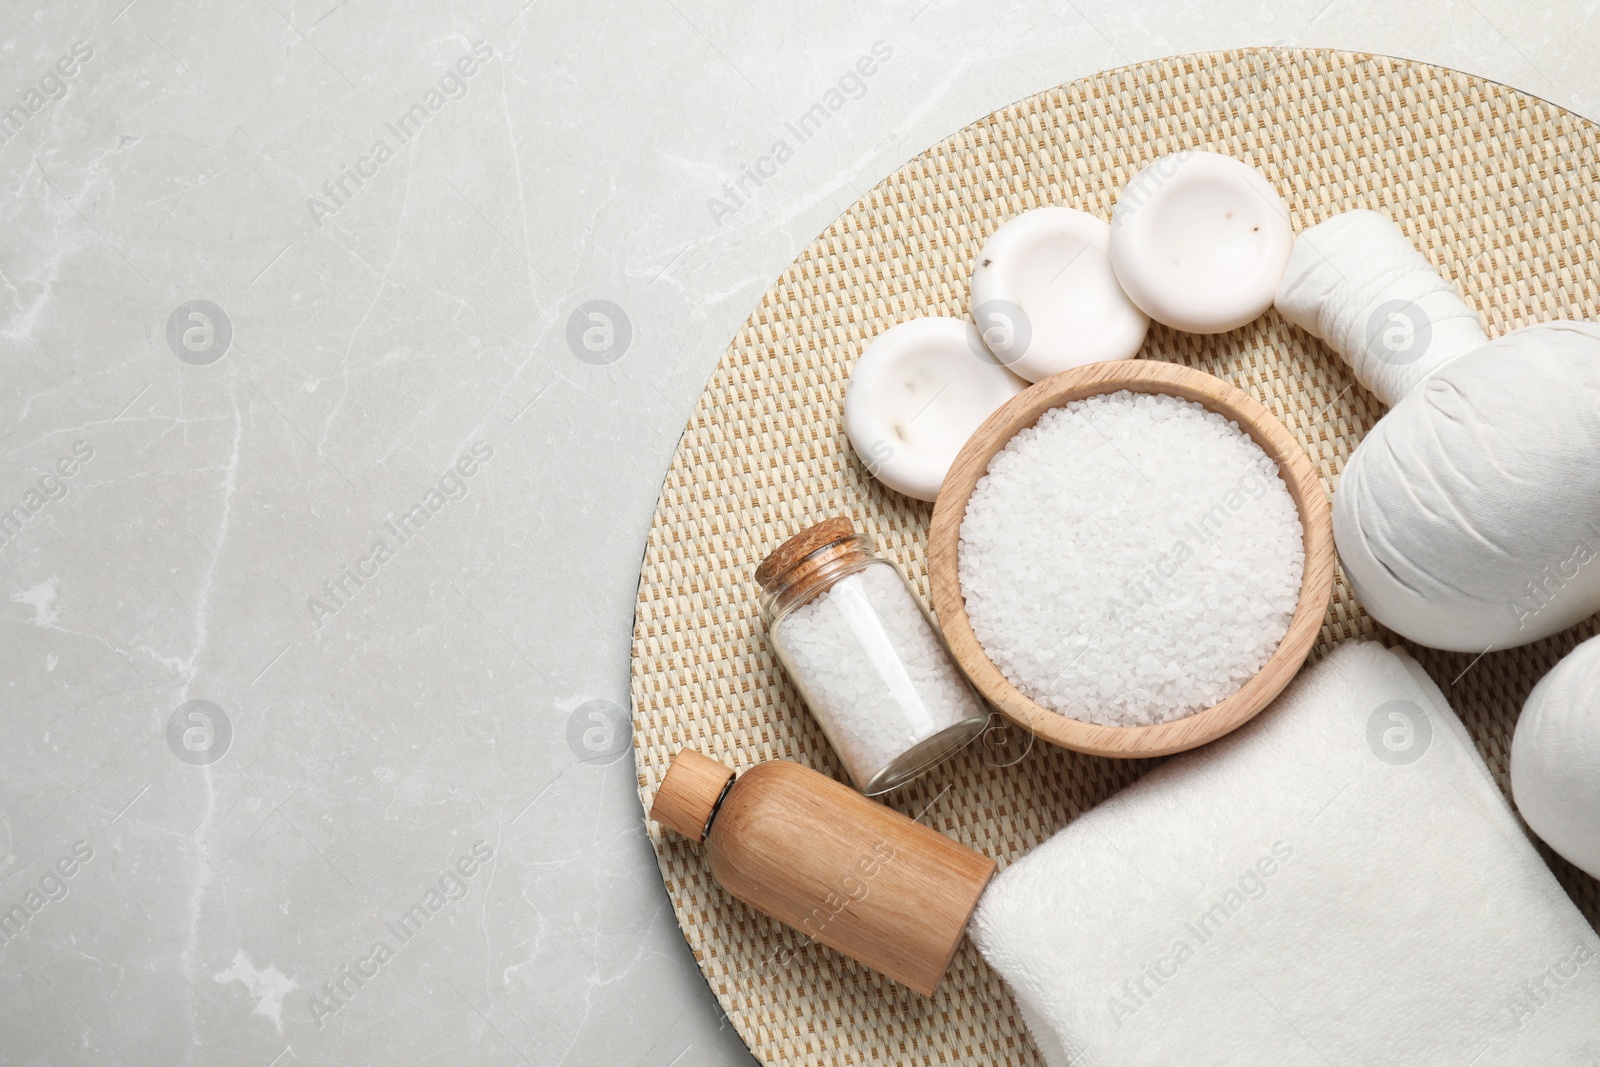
<box><xmin>1109</xmin><ymin>151</ymin><xmax>1293</xmax><ymax>334</ymax></box>
<box><xmin>844</xmin><ymin>317</ymin><xmax>1028</xmax><ymax>502</ymax></box>
<box><xmin>969</xmin><ymin>207</ymin><xmax>1149</xmax><ymax>381</ymax></box>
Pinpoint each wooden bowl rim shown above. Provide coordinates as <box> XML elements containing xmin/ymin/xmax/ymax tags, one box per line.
<box><xmin>927</xmin><ymin>358</ymin><xmax>1335</xmax><ymax>759</ymax></box>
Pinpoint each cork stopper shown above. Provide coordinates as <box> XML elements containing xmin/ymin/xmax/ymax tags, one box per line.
<box><xmin>755</xmin><ymin>517</ymin><xmax>871</xmax><ymax>614</ymax></box>
<box><xmin>755</xmin><ymin>517</ymin><xmax>857</xmax><ymax>588</ymax></box>
<box><xmin>650</xmin><ymin>749</ymin><xmax>737</xmax><ymax>842</ymax></box>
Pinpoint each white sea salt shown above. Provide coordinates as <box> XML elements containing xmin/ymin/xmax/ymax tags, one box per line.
<box><xmin>770</xmin><ymin>563</ymin><xmax>986</xmax><ymax>789</ymax></box>
<box><xmin>958</xmin><ymin>390</ymin><xmax>1304</xmax><ymax>727</ymax></box>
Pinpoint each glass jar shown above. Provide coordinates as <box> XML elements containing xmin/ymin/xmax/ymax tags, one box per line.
<box><xmin>755</xmin><ymin>517</ymin><xmax>988</xmax><ymax>795</ymax></box>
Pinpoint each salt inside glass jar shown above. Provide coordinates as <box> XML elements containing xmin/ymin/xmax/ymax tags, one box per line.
<box><xmin>756</xmin><ymin>517</ymin><xmax>988</xmax><ymax>795</ymax></box>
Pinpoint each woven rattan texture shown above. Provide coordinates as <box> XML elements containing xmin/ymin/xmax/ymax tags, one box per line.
<box><xmin>630</xmin><ymin>48</ymin><xmax>1600</xmax><ymax>1066</ymax></box>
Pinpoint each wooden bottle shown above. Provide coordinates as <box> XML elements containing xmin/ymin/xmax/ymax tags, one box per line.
<box><xmin>650</xmin><ymin>748</ymin><xmax>995</xmax><ymax>996</ymax></box>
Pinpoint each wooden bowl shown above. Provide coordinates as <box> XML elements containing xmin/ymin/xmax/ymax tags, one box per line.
<box><xmin>928</xmin><ymin>359</ymin><xmax>1335</xmax><ymax>758</ymax></box>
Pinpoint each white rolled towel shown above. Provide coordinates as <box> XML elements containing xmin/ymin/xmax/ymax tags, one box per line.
<box><xmin>1275</xmin><ymin>209</ymin><xmax>1488</xmax><ymax>406</ymax></box>
<box><xmin>970</xmin><ymin>642</ymin><xmax>1600</xmax><ymax>1066</ymax></box>
<box><xmin>1513</xmin><ymin>633</ymin><xmax>1600</xmax><ymax>880</ymax></box>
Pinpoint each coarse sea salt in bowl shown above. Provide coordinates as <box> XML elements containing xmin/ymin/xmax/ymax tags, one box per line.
<box><xmin>927</xmin><ymin>359</ymin><xmax>1334</xmax><ymax>758</ymax></box>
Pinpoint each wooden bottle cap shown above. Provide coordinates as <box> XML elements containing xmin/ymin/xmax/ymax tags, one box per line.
<box><xmin>650</xmin><ymin>749</ymin><xmax>736</xmax><ymax>842</ymax></box>
<box><xmin>754</xmin><ymin>517</ymin><xmax>857</xmax><ymax>591</ymax></box>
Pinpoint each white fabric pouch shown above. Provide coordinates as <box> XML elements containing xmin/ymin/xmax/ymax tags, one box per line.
<box><xmin>970</xmin><ymin>642</ymin><xmax>1600</xmax><ymax>1066</ymax></box>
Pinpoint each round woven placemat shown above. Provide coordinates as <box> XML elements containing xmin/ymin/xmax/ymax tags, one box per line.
<box><xmin>630</xmin><ymin>47</ymin><xmax>1600</xmax><ymax>1066</ymax></box>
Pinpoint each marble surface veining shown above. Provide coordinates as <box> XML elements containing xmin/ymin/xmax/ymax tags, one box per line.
<box><xmin>2</xmin><ymin>1</ymin><xmax>1597</xmax><ymax>1064</ymax></box>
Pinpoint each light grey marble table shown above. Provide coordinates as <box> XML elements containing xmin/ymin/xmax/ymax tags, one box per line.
<box><xmin>2</xmin><ymin>2</ymin><xmax>1595</xmax><ymax>1064</ymax></box>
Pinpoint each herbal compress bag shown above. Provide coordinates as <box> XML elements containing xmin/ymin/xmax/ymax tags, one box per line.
<box><xmin>1277</xmin><ymin>210</ymin><xmax>1600</xmax><ymax>652</ymax></box>
<box><xmin>1513</xmin><ymin>633</ymin><xmax>1600</xmax><ymax>881</ymax></box>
